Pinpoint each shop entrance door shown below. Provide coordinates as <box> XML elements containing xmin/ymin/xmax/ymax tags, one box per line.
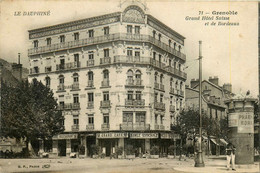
<box><xmin>86</xmin><ymin>136</ymin><xmax>96</xmax><ymax>157</ymax></box>
<box><xmin>58</xmin><ymin>140</ymin><xmax>66</xmax><ymax>156</ymax></box>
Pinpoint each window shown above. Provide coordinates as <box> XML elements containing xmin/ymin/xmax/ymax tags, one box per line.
<box><xmin>169</xmin><ymin>59</ymin><xmax>172</xmax><ymax>67</ymax></box>
<box><xmin>160</xmin><ymin>94</ymin><xmax>163</xmax><ymax>103</ymax></box>
<box><xmin>155</xmin><ymin>114</ymin><xmax>158</xmax><ymax>124</ymax></box>
<box><xmin>103</xmin><ymin>114</ymin><xmax>109</xmax><ymax>124</ymax></box>
<box><xmin>135</xmin><ymin>51</ymin><xmax>140</xmax><ymax>57</ymax></box>
<box><xmin>33</xmin><ymin>40</ymin><xmax>38</xmax><ymax>48</ymax></box>
<box><xmin>153</xmin><ymin>30</ymin><xmax>156</xmax><ymax>38</ymax></box>
<box><xmin>59</xmin><ymin>75</ymin><xmax>64</xmax><ymax>84</ymax></box>
<box><xmin>179</xmin><ymin>64</ymin><xmax>181</xmax><ymax>71</ymax></box>
<box><xmin>127</xmin><ymin>70</ymin><xmax>133</xmax><ymax>84</ymax></box>
<box><xmin>73</xmin><ymin>73</ymin><xmax>79</xmax><ymax>83</ymax></box>
<box><xmin>135</xmin><ymin>26</ymin><xmax>140</xmax><ymax>34</ymax></box>
<box><xmin>136</xmin><ymin>91</ymin><xmax>142</xmax><ymax>100</ymax></box>
<box><xmin>158</xmin><ymin>34</ymin><xmax>161</xmax><ymax>41</ymax></box>
<box><xmin>74</xmin><ymin>32</ymin><xmax>79</xmax><ymax>40</ymax></box>
<box><xmin>179</xmin><ymin>45</ymin><xmax>181</xmax><ymax>52</ymax></box>
<box><xmin>160</xmin><ymin>115</ymin><xmax>163</xmax><ymax>124</ymax></box>
<box><xmin>215</xmin><ymin>109</ymin><xmax>218</xmax><ymax>119</ymax></box>
<box><xmin>127</xmin><ymin>91</ymin><xmax>133</xmax><ymax>100</ymax></box>
<box><xmin>176</xmin><ymin>99</ymin><xmax>179</xmax><ymax>110</ymax></box>
<box><xmin>174</xmin><ymin>42</ymin><xmax>176</xmax><ymax>50</ymax></box>
<box><xmin>159</xmin><ymin>54</ymin><xmax>162</xmax><ymax>63</ymax></box>
<box><xmin>174</xmin><ymin>62</ymin><xmax>176</xmax><ymax>69</ymax></box>
<box><xmin>74</xmin><ymin>54</ymin><xmax>80</xmax><ymax>67</ymax></box>
<box><xmin>154</xmin><ymin>72</ymin><xmax>158</xmax><ymax>83</ymax></box>
<box><xmin>127</xmin><ymin>25</ymin><xmax>132</xmax><ymax>34</ymax></box>
<box><xmin>170</xmin><ymin>78</ymin><xmax>173</xmax><ymax>87</ymax></box>
<box><xmin>136</xmin><ymin>112</ymin><xmax>145</xmax><ymax>124</ymax></box>
<box><xmin>160</xmin><ymin>74</ymin><xmax>163</xmax><ymax>83</ymax></box>
<box><xmin>104</xmin><ymin>27</ymin><xmax>109</xmax><ymax>35</ymax></box>
<box><xmin>88</xmin><ymin>71</ymin><xmax>94</xmax><ymax>81</ymax></box>
<box><xmin>135</xmin><ymin>70</ymin><xmax>141</xmax><ymax>85</ymax></box>
<box><xmin>127</xmin><ymin>49</ymin><xmax>133</xmax><ymax>56</ymax></box>
<box><xmin>153</xmin><ymin>52</ymin><xmax>156</xmax><ymax>60</ymax></box>
<box><xmin>33</xmin><ymin>66</ymin><xmax>39</xmax><ymax>73</ymax></box>
<box><xmin>45</xmin><ymin>76</ymin><xmax>51</xmax><ymax>87</ymax></box>
<box><xmin>73</xmin><ymin>94</ymin><xmax>79</xmax><ymax>103</ymax></box>
<box><xmin>89</xmin><ymin>52</ymin><xmax>94</xmax><ymax>60</ymax></box>
<box><xmin>103</xmin><ymin>92</ymin><xmax>109</xmax><ymax>101</ymax></box>
<box><xmin>170</xmin><ymin>96</ymin><xmax>173</xmax><ymax>105</ymax></box>
<box><xmin>88</xmin><ymin>114</ymin><xmax>94</xmax><ymax>124</ymax></box>
<box><xmin>47</xmin><ymin>38</ymin><xmax>51</xmax><ymax>46</ymax></box>
<box><xmin>169</xmin><ymin>39</ymin><xmax>171</xmax><ymax>47</ymax></box>
<box><xmin>123</xmin><ymin>112</ymin><xmax>133</xmax><ymax>124</ymax></box>
<box><xmin>60</xmin><ymin>59</ymin><xmax>65</xmax><ymax>70</ymax></box>
<box><xmin>180</xmin><ymin>82</ymin><xmax>183</xmax><ymax>91</ymax></box>
<box><xmin>60</xmin><ymin>35</ymin><xmax>65</xmax><ymax>43</ymax></box>
<box><xmin>103</xmin><ymin>69</ymin><xmax>109</xmax><ymax>80</ymax></box>
<box><xmin>154</xmin><ymin>93</ymin><xmax>158</xmax><ymax>102</ymax></box>
<box><xmin>180</xmin><ymin>99</ymin><xmax>183</xmax><ymax>109</ymax></box>
<box><xmin>59</xmin><ymin>101</ymin><xmax>64</xmax><ymax>108</ymax></box>
<box><xmin>73</xmin><ymin>115</ymin><xmax>79</xmax><ymax>125</ymax></box>
<box><xmin>210</xmin><ymin>108</ymin><xmax>212</xmax><ymax>119</ymax></box>
<box><xmin>175</xmin><ymin>81</ymin><xmax>178</xmax><ymax>89</ymax></box>
<box><xmin>88</xmin><ymin>30</ymin><xmax>94</xmax><ymax>38</ymax></box>
<box><xmin>104</xmin><ymin>49</ymin><xmax>109</xmax><ymax>57</ymax></box>
<box><xmin>88</xmin><ymin>93</ymin><xmax>94</xmax><ymax>102</ymax></box>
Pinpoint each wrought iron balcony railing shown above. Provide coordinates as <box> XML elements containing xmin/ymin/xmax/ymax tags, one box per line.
<box><xmin>71</xmin><ymin>125</ymin><xmax>79</xmax><ymax>131</ymax></box>
<box><xmin>86</xmin><ymin>124</ymin><xmax>94</xmax><ymax>131</ymax></box>
<box><xmin>101</xmin><ymin>79</ymin><xmax>110</xmax><ymax>87</ymax></box>
<box><xmin>56</xmin><ymin>62</ymin><xmax>80</xmax><ymax>71</ymax></box>
<box><xmin>101</xmin><ymin>124</ymin><xmax>110</xmax><ymax>130</ymax></box>
<box><xmin>87</xmin><ymin>80</ymin><xmax>94</xmax><ymax>88</ymax></box>
<box><xmin>87</xmin><ymin>102</ymin><xmax>94</xmax><ymax>109</ymax></box>
<box><xmin>154</xmin><ymin>124</ymin><xmax>165</xmax><ymax>130</ymax></box>
<box><xmin>125</xmin><ymin>99</ymin><xmax>145</xmax><ymax>107</ymax></box>
<box><xmin>100</xmin><ymin>57</ymin><xmax>111</xmax><ymax>65</ymax></box>
<box><xmin>87</xmin><ymin>59</ymin><xmax>95</xmax><ymax>67</ymax></box>
<box><xmin>100</xmin><ymin>100</ymin><xmax>111</xmax><ymax>108</ymax></box>
<box><xmin>59</xmin><ymin>103</ymin><xmax>80</xmax><ymax>110</ymax></box>
<box><xmin>154</xmin><ymin>102</ymin><xmax>165</xmax><ymax>110</ymax></box>
<box><xmin>120</xmin><ymin>123</ymin><xmax>150</xmax><ymax>131</ymax></box>
<box><xmin>71</xmin><ymin>82</ymin><xmax>79</xmax><ymax>90</ymax></box>
<box><xmin>57</xmin><ymin>84</ymin><xmax>65</xmax><ymax>91</ymax></box>
<box><xmin>28</xmin><ymin>33</ymin><xmax>186</xmax><ymax>61</ymax></box>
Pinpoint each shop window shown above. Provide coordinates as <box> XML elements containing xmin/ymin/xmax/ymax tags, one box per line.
<box><xmin>88</xmin><ymin>29</ymin><xmax>94</xmax><ymax>38</ymax></box>
<box><xmin>103</xmin><ymin>114</ymin><xmax>109</xmax><ymax>124</ymax></box>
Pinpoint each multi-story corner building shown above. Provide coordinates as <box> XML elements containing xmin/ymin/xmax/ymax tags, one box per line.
<box><xmin>28</xmin><ymin>3</ymin><xmax>186</xmax><ymax>157</ymax></box>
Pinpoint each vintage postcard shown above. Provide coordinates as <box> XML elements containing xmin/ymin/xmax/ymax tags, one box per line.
<box><xmin>0</xmin><ymin>0</ymin><xmax>259</xmax><ymax>173</ymax></box>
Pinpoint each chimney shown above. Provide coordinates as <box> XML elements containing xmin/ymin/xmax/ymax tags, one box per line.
<box><xmin>223</xmin><ymin>83</ymin><xmax>232</xmax><ymax>93</ymax></box>
<box><xmin>12</xmin><ymin>53</ymin><xmax>23</xmax><ymax>81</ymax></box>
<box><xmin>209</xmin><ymin>76</ymin><xmax>219</xmax><ymax>86</ymax></box>
<box><xmin>190</xmin><ymin>78</ymin><xmax>199</xmax><ymax>88</ymax></box>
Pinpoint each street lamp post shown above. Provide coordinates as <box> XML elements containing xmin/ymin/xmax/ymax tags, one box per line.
<box><xmin>195</xmin><ymin>41</ymin><xmax>205</xmax><ymax>167</ymax></box>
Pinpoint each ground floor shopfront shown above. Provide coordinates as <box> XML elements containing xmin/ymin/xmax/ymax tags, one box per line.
<box><xmin>39</xmin><ymin>132</ymin><xmax>180</xmax><ymax>157</ymax></box>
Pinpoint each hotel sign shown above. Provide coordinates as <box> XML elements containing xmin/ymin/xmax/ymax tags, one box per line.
<box><xmin>228</xmin><ymin>113</ymin><xmax>238</xmax><ymax>127</ymax></box>
<box><xmin>96</xmin><ymin>132</ymin><xmax>128</xmax><ymax>139</ymax></box>
<box><xmin>52</xmin><ymin>134</ymin><xmax>78</xmax><ymax>140</ymax></box>
<box><xmin>130</xmin><ymin>133</ymin><xmax>158</xmax><ymax>139</ymax></box>
<box><xmin>160</xmin><ymin>133</ymin><xmax>180</xmax><ymax>140</ymax></box>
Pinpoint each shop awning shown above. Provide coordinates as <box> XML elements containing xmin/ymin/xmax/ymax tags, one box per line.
<box><xmin>220</xmin><ymin>139</ymin><xmax>228</xmax><ymax>146</ymax></box>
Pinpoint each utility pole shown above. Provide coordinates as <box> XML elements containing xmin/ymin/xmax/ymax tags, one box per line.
<box><xmin>195</xmin><ymin>41</ymin><xmax>205</xmax><ymax>167</ymax></box>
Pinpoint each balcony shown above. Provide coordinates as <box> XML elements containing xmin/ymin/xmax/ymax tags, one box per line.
<box><xmin>170</xmin><ymin>87</ymin><xmax>175</xmax><ymax>94</ymax></box>
<box><xmin>120</xmin><ymin>123</ymin><xmax>133</xmax><ymax>130</ymax></box>
<box><xmin>86</xmin><ymin>124</ymin><xmax>94</xmax><ymax>131</ymax></box>
<box><xmin>180</xmin><ymin>90</ymin><xmax>184</xmax><ymax>97</ymax></box>
<box><xmin>87</xmin><ymin>59</ymin><xmax>95</xmax><ymax>67</ymax></box>
<box><xmin>71</xmin><ymin>82</ymin><xmax>79</xmax><ymax>90</ymax></box>
<box><xmin>45</xmin><ymin>66</ymin><xmax>52</xmax><ymax>73</ymax></box>
<box><xmin>71</xmin><ymin>125</ymin><xmax>79</xmax><ymax>131</ymax></box>
<box><xmin>160</xmin><ymin>83</ymin><xmax>165</xmax><ymax>91</ymax></box>
<box><xmin>154</xmin><ymin>82</ymin><xmax>160</xmax><ymax>90</ymax></box>
<box><xmin>125</xmin><ymin>79</ymin><xmax>143</xmax><ymax>87</ymax></box>
<box><xmin>166</xmin><ymin>66</ymin><xmax>187</xmax><ymax>79</ymax></box>
<box><xmin>170</xmin><ymin>105</ymin><xmax>175</xmax><ymax>112</ymax></box>
<box><xmin>57</xmin><ymin>84</ymin><xmax>65</xmax><ymax>92</ymax></box>
<box><xmin>100</xmin><ymin>57</ymin><xmax>111</xmax><ymax>65</ymax></box>
<box><xmin>125</xmin><ymin>99</ymin><xmax>145</xmax><ymax>107</ymax></box>
<box><xmin>87</xmin><ymin>102</ymin><xmax>94</xmax><ymax>109</ymax></box>
<box><xmin>133</xmin><ymin>123</ymin><xmax>150</xmax><ymax>130</ymax></box>
<box><xmin>101</xmin><ymin>80</ymin><xmax>110</xmax><ymax>87</ymax></box>
<box><xmin>28</xmin><ymin>33</ymin><xmax>186</xmax><ymax>61</ymax></box>
<box><xmin>62</xmin><ymin>103</ymin><xmax>80</xmax><ymax>110</ymax></box>
<box><xmin>87</xmin><ymin>80</ymin><xmax>94</xmax><ymax>88</ymax></box>
<box><xmin>154</xmin><ymin>102</ymin><xmax>165</xmax><ymax>110</ymax></box>
<box><xmin>154</xmin><ymin>124</ymin><xmax>165</xmax><ymax>130</ymax></box>
<box><xmin>100</xmin><ymin>100</ymin><xmax>111</xmax><ymax>108</ymax></box>
<box><xmin>101</xmin><ymin>124</ymin><xmax>110</xmax><ymax>131</ymax></box>
<box><xmin>56</xmin><ymin>62</ymin><xmax>80</xmax><ymax>71</ymax></box>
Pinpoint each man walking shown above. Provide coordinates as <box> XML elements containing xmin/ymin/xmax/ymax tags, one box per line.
<box><xmin>226</xmin><ymin>142</ymin><xmax>236</xmax><ymax>171</ymax></box>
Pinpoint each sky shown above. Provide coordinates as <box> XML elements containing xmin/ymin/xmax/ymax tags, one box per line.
<box><xmin>0</xmin><ymin>0</ymin><xmax>258</xmax><ymax>96</ymax></box>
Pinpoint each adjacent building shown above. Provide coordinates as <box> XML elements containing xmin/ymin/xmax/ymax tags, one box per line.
<box><xmin>28</xmin><ymin>3</ymin><xmax>186</xmax><ymax>157</ymax></box>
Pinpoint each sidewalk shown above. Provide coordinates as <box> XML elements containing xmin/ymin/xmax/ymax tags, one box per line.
<box><xmin>173</xmin><ymin>156</ymin><xmax>260</xmax><ymax>173</ymax></box>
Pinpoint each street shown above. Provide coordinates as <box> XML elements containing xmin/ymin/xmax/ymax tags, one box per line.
<box><xmin>0</xmin><ymin>156</ymin><xmax>259</xmax><ymax>173</ymax></box>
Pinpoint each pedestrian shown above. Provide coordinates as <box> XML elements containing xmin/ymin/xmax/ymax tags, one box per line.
<box><xmin>226</xmin><ymin>142</ymin><xmax>236</xmax><ymax>171</ymax></box>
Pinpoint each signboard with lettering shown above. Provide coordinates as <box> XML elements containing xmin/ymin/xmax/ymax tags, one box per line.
<box><xmin>52</xmin><ymin>134</ymin><xmax>78</xmax><ymax>140</ymax></box>
<box><xmin>96</xmin><ymin>132</ymin><xmax>128</xmax><ymax>139</ymax></box>
<box><xmin>228</xmin><ymin>113</ymin><xmax>238</xmax><ymax>127</ymax></box>
<box><xmin>130</xmin><ymin>133</ymin><xmax>158</xmax><ymax>139</ymax></box>
<box><xmin>161</xmin><ymin>133</ymin><xmax>173</xmax><ymax>139</ymax></box>
<box><xmin>237</xmin><ymin>112</ymin><xmax>254</xmax><ymax>133</ymax></box>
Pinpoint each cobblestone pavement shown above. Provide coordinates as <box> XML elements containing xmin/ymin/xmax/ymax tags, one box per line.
<box><xmin>0</xmin><ymin>156</ymin><xmax>259</xmax><ymax>173</ymax></box>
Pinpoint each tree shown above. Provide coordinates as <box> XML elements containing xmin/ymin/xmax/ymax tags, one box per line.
<box><xmin>1</xmin><ymin>79</ymin><xmax>64</xmax><ymax>154</ymax></box>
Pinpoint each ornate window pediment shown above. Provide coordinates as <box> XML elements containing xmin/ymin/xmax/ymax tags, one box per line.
<box><xmin>123</xmin><ymin>6</ymin><xmax>145</xmax><ymax>24</ymax></box>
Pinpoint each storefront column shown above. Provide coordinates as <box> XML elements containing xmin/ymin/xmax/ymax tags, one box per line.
<box><xmin>66</xmin><ymin>139</ymin><xmax>71</xmax><ymax>157</ymax></box>
<box><xmin>118</xmin><ymin>138</ymin><xmax>124</xmax><ymax>155</ymax></box>
<box><xmin>145</xmin><ymin>139</ymin><xmax>150</xmax><ymax>154</ymax></box>
<box><xmin>52</xmin><ymin>140</ymin><xmax>58</xmax><ymax>156</ymax></box>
